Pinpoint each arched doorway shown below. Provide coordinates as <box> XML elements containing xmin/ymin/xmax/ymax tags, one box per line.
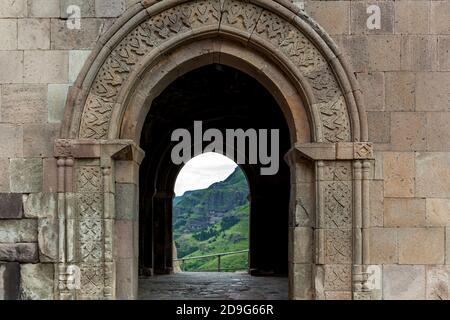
<box><xmin>172</xmin><ymin>153</ymin><xmax>249</xmax><ymax>274</ymax></box>
<box><xmin>138</xmin><ymin>64</ymin><xmax>291</xmax><ymax>284</ymax></box>
<box><xmin>138</xmin><ymin>152</ymin><xmax>288</xmax><ymax>300</ymax></box>
<box><xmin>54</xmin><ymin>0</ymin><xmax>373</xmax><ymax>300</ymax></box>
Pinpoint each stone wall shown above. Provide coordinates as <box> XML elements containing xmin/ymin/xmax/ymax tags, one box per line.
<box><xmin>0</xmin><ymin>0</ymin><xmax>449</xmax><ymax>300</ymax></box>
<box><xmin>295</xmin><ymin>0</ymin><xmax>450</xmax><ymax>300</ymax></box>
<box><xmin>0</xmin><ymin>0</ymin><xmax>131</xmax><ymax>300</ymax></box>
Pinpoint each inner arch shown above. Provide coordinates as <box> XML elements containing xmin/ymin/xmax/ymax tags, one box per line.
<box><xmin>138</xmin><ymin>64</ymin><xmax>291</xmax><ymax>294</ymax></box>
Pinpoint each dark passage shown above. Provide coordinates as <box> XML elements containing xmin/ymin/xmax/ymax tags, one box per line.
<box><xmin>138</xmin><ymin>64</ymin><xmax>291</xmax><ymax>289</ymax></box>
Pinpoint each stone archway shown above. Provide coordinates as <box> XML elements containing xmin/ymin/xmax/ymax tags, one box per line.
<box><xmin>54</xmin><ymin>0</ymin><xmax>374</xmax><ymax>300</ymax></box>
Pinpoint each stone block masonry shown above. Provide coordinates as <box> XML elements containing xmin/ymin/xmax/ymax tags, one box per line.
<box><xmin>0</xmin><ymin>0</ymin><xmax>126</xmax><ymax>300</ymax></box>
<box><xmin>0</xmin><ymin>0</ymin><xmax>449</xmax><ymax>300</ymax></box>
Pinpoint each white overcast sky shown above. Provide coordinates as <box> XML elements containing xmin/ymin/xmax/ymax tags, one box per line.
<box><xmin>174</xmin><ymin>153</ymin><xmax>238</xmax><ymax>196</ymax></box>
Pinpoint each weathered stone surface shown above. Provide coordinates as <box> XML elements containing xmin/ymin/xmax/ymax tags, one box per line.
<box><xmin>416</xmin><ymin>152</ymin><xmax>450</xmax><ymax>198</ymax></box>
<box><xmin>426</xmin><ymin>112</ymin><xmax>450</xmax><ymax>151</ymax></box>
<box><xmin>416</xmin><ymin>72</ymin><xmax>450</xmax><ymax>111</ymax></box>
<box><xmin>438</xmin><ymin>36</ymin><xmax>450</xmax><ymax>71</ymax></box>
<box><xmin>20</xmin><ymin>263</ymin><xmax>54</xmax><ymax>300</ymax></box>
<box><xmin>391</xmin><ymin>112</ymin><xmax>427</xmax><ymax>151</ymax></box>
<box><xmin>395</xmin><ymin>1</ymin><xmax>429</xmax><ymax>35</ymax></box>
<box><xmin>95</xmin><ymin>0</ymin><xmax>125</xmax><ymax>18</ymax></box>
<box><xmin>116</xmin><ymin>183</ymin><xmax>138</xmax><ymax>220</ymax></box>
<box><xmin>351</xmin><ymin>1</ymin><xmax>394</xmax><ymax>35</ymax></box>
<box><xmin>398</xmin><ymin>228</ymin><xmax>445</xmax><ymax>265</ymax></box>
<box><xmin>383</xmin><ymin>265</ymin><xmax>425</xmax><ymax>300</ymax></box>
<box><xmin>294</xmin><ymin>183</ymin><xmax>315</xmax><ymax>228</ymax></box>
<box><xmin>385</xmin><ymin>72</ymin><xmax>415</xmax><ymax>111</ymax></box>
<box><xmin>61</xmin><ymin>0</ymin><xmax>94</xmax><ymax>18</ymax></box>
<box><xmin>426</xmin><ymin>198</ymin><xmax>450</xmax><ymax>227</ymax></box>
<box><xmin>383</xmin><ymin>152</ymin><xmax>415</xmax><ymax>198</ymax></box>
<box><xmin>0</xmin><ymin>125</ymin><xmax>22</xmax><ymax>158</ymax></box>
<box><xmin>10</xmin><ymin>158</ymin><xmax>43</xmax><ymax>193</ymax></box>
<box><xmin>368</xmin><ymin>228</ymin><xmax>397</xmax><ymax>264</ymax></box>
<box><xmin>447</xmin><ymin>228</ymin><xmax>450</xmax><ymax>265</ymax></box>
<box><xmin>431</xmin><ymin>1</ymin><xmax>450</xmax><ymax>34</ymax></box>
<box><xmin>28</xmin><ymin>0</ymin><xmax>60</xmax><ymax>17</ymax></box>
<box><xmin>23</xmin><ymin>192</ymin><xmax>57</xmax><ymax>219</ymax></box>
<box><xmin>368</xmin><ymin>35</ymin><xmax>401</xmax><ymax>71</ymax></box>
<box><xmin>38</xmin><ymin>217</ymin><xmax>58</xmax><ymax>262</ymax></box>
<box><xmin>115</xmin><ymin>161</ymin><xmax>139</xmax><ymax>184</ymax></box>
<box><xmin>384</xmin><ymin>198</ymin><xmax>426</xmax><ymax>227</ymax></box>
<box><xmin>0</xmin><ymin>0</ymin><xmax>448</xmax><ymax>301</ymax></box>
<box><xmin>426</xmin><ymin>266</ymin><xmax>450</xmax><ymax>300</ymax></box>
<box><xmin>305</xmin><ymin>1</ymin><xmax>349</xmax><ymax>35</ymax></box>
<box><xmin>115</xmin><ymin>219</ymin><xmax>135</xmax><ymax>259</ymax></box>
<box><xmin>18</xmin><ymin>18</ymin><xmax>50</xmax><ymax>50</ymax></box>
<box><xmin>290</xmin><ymin>227</ymin><xmax>313</xmax><ymax>264</ymax></box>
<box><xmin>116</xmin><ymin>257</ymin><xmax>138</xmax><ymax>300</ymax></box>
<box><xmin>69</xmin><ymin>50</ymin><xmax>91</xmax><ymax>83</ymax></box>
<box><xmin>126</xmin><ymin>0</ymin><xmax>140</xmax><ymax>9</ymax></box>
<box><xmin>23</xmin><ymin>192</ymin><xmax>58</xmax><ymax>261</ymax></box>
<box><xmin>24</xmin><ymin>50</ymin><xmax>68</xmax><ymax>83</ymax></box>
<box><xmin>0</xmin><ymin>243</ymin><xmax>38</xmax><ymax>262</ymax></box>
<box><xmin>0</xmin><ymin>219</ymin><xmax>37</xmax><ymax>243</ymax></box>
<box><xmin>51</xmin><ymin>19</ymin><xmax>105</xmax><ymax>50</ymax></box>
<box><xmin>324</xmin><ymin>291</ymin><xmax>352</xmax><ymax>300</ymax></box>
<box><xmin>290</xmin><ymin>263</ymin><xmax>313</xmax><ymax>300</ymax></box>
<box><xmin>48</xmin><ymin>84</ymin><xmax>69</xmax><ymax>123</ymax></box>
<box><xmin>357</xmin><ymin>72</ymin><xmax>384</xmax><ymax>111</ymax></box>
<box><xmin>323</xmin><ymin>265</ymin><xmax>351</xmax><ymax>291</ymax></box>
<box><xmin>42</xmin><ymin>158</ymin><xmax>57</xmax><ymax>193</ymax></box>
<box><xmin>0</xmin><ymin>51</ymin><xmax>23</xmax><ymax>83</ymax></box>
<box><xmin>0</xmin><ymin>0</ymin><xmax>27</xmax><ymax>17</ymax></box>
<box><xmin>0</xmin><ymin>193</ymin><xmax>23</xmax><ymax>219</ymax></box>
<box><xmin>0</xmin><ymin>159</ymin><xmax>9</xmax><ymax>193</ymax></box>
<box><xmin>369</xmin><ymin>180</ymin><xmax>383</xmax><ymax>227</ymax></box>
<box><xmin>334</xmin><ymin>35</ymin><xmax>369</xmax><ymax>73</ymax></box>
<box><xmin>23</xmin><ymin>124</ymin><xmax>59</xmax><ymax>157</ymax></box>
<box><xmin>401</xmin><ymin>36</ymin><xmax>437</xmax><ymax>71</ymax></box>
<box><xmin>1</xmin><ymin>84</ymin><xmax>47</xmax><ymax>124</ymax></box>
<box><xmin>323</xmin><ymin>229</ymin><xmax>352</xmax><ymax>264</ymax></box>
<box><xmin>0</xmin><ymin>19</ymin><xmax>18</xmax><ymax>50</ymax></box>
<box><xmin>0</xmin><ymin>262</ymin><xmax>20</xmax><ymax>300</ymax></box>
<box><xmin>140</xmin><ymin>272</ymin><xmax>287</xmax><ymax>300</ymax></box>
<box><xmin>367</xmin><ymin>112</ymin><xmax>390</xmax><ymax>143</ymax></box>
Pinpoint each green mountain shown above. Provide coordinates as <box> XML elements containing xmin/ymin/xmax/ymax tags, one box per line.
<box><xmin>173</xmin><ymin>167</ymin><xmax>249</xmax><ymax>272</ymax></box>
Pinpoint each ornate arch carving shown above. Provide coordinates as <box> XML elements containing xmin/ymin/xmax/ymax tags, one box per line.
<box><xmin>56</xmin><ymin>0</ymin><xmax>376</xmax><ymax>300</ymax></box>
<box><xmin>62</xmin><ymin>0</ymin><xmax>367</xmax><ymax>143</ymax></box>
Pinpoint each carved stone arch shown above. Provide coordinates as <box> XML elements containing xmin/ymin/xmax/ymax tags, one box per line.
<box><xmin>55</xmin><ymin>0</ymin><xmax>375</xmax><ymax>300</ymax></box>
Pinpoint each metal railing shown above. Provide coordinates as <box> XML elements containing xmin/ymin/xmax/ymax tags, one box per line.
<box><xmin>174</xmin><ymin>249</ymin><xmax>249</xmax><ymax>272</ymax></box>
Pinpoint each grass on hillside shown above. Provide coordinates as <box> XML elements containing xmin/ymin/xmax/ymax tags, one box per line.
<box><xmin>175</xmin><ymin>203</ymin><xmax>249</xmax><ymax>272</ymax></box>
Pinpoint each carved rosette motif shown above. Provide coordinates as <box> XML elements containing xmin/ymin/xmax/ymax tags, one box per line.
<box><xmin>78</xmin><ymin>0</ymin><xmax>351</xmax><ymax>143</ymax></box>
<box><xmin>76</xmin><ymin>164</ymin><xmax>105</xmax><ymax>299</ymax></box>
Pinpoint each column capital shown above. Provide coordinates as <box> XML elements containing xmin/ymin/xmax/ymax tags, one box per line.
<box><xmin>285</xmin><ymin>142</ymin><xmax>374</xmax><ymax>162</ymax></box>
<box><xmin>54</xmin><ymin>139</ymin><xmax>145</xmax><ymax>163</ymax></box>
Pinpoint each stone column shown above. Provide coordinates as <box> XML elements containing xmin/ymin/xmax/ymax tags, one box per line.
<box><xmin>152</xmin><ymin>191</ymin><xmax>174</xmax><ymax>275</ymax></box>
<box><xmin>289</xmin><ymin>142</ymin><xmax>375</xmax><ymax>300</ymax></box>
<box><xmin>54</xmin><ymin>139</ymin><xmax>144</xmax><ymax>300</ymax></box>
<box><xmin>285</xmin><ymin>149</ymin><xmax>315</xmax><ymax>300</ymax></box>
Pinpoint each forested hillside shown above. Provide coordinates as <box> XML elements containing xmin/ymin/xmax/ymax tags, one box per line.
<box><xmin>173</xmin><ymin>168</ymin><xmax>249</xmax><ymax>271</ymax></box>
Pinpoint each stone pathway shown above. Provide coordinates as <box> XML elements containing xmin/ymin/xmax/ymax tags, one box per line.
<box><xmin>138</xmin><ymin>272</ymin><xmax>288</xmax><ymax>300</ymax></box>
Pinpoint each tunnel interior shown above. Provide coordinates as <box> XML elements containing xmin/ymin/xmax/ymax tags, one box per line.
<box><xmin>138</xmin><ymin>64</ymin><xmax>291</xmax><ymax>277</ymax></box>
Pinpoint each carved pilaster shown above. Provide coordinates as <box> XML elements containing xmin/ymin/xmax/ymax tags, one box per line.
<box><xmin>362</xmin><ymin>161</ymin><xmax>371</xmax><ymax>265</ymax></box>
<box><xmin>54</xmin><ymin>139</ymin><xmax>144</xmax><ymax>300</ymax></box>
<box><xmin>353</xmin><ymin>161</ymin><xmax>362</xmax><ymax>267</ymax></box>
